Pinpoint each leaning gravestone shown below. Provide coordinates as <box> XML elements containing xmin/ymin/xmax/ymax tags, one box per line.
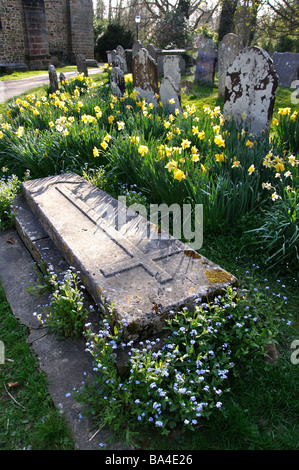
<box><xmin>223</xmin><ymin>46</ymin><xmax>278</xmax><ymax>135</ymax></box>
<box><xmin>21</xmin><ymin>173</ymin><xmax>237</xmax><ymax>342</ymax></box>
<box><xmin>48</xmin><ymin>65</ymin><xmax>58</xmax><ymax>94</ymax></box>
<box><xmin>272</xmin><ymin>51</ymin><xmax>299</xmax><ymax>87</ymax></box>
<box><xmin>163</xmin><ymin>55</ymin><xmax>181</xmax><ymax>88</ymax></box>
<box><xmin>76</xmin><ymin>54</ymin><xmax>88</xmax><ymax>77</ymax></box>
<box><xmin>132</xmin><ymin>40</ymin><xmax>144</xmax><ymax>58</ymax></box>
<box><xmin>132</xmin><ymin>48</ymin><xmax>159</xmax><ymax>105</ymax></box>
<box><xmin>160</xmin><ymin>76</ymin><xmax>182</xmax><ymax>114</ymax></box>
<box><xmin>218</xmin><ymin>33</ymin><xmax>243</xmax><ymax>97</ymax></box>
<box><xmin>147</xmin><ymin>44</ymin><xmax>158</xmax><ymax>62</ymax></box>
<box><xmin>116</xmin><ymin>45</ymin><xmax>128</xmax><ymax>73</ymax></box>
<box><xmin>194</xmin><ymin>37</ymin><xmax>217</xmax><ymax>86</ymax></box>
<box><xmin>110</xmin><ymin>66</ymin><xmax>125</xmax><ymax>97</ymax></box>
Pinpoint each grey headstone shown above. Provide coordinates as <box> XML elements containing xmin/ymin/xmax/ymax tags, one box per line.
<box><xmin>76</xmin><ymin>54</ymin><xmax>88</xmax><ymax>77</ymax></box>
<box><xmin>194</xmin><ymin>37</ymin><xmax>217</xmax><ymax>86</ymax></box>
<box><xmin>159</xmin><ymin>76</ymin><xmax>182</xmax><ymax>114</ymax></box>
<box><xmin>132</xmin><ymin>48</ymin><xmax>159</xmax><ymax>105</ymax></box>
<box><xmin>218</xmin><ymin>33</ymin><xmax>243</xmax><ymax>97</ymax></box>
<box><xmin>132</xmin><ymin>40</ymin><xmax>144</xmax><ymax>58</ymax></box>
<box><xmin>147</xmin><ymin>44</ymin><xmax>158</xmax><ymax>61</ymax></box>
<box><xmin>59</xmin><ymin>72</ymin><xmax>66</xmax><ymax>85</ymax></box>
<box><xmin>272</xmin><ymin>51</ymin><xmax>299</xmax><ymax>87</ymax></box>
<box><xmin>116</xmin><ymin>46</ymin><xmax>128</xmax><ymax>74</ymax></box>
<box><xmin>163</xmin><ymin>55</ymin><xmax>181</xmax><ymax>88</ymax></box>
<box><xmin>223</xmin><ymin>46</ymin><xmax>279</xmax><ymax>135</ymax></box>
<box><xmin>48</xmin><ymin>65</ymin><xmax>58</xmax><ymax>94</ymax></box>
<box><xmin>21</xmin><ymin>173</ymin><xmax>237</xmax><ymax>342</ymax></box>
<box><xmin>110</xmin><ymin>66</ymin><xmax>125</xmax><ymax>97</ymax></box>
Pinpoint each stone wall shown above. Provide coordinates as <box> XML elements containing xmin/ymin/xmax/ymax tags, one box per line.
<box><xmin>0</xmin><ymin>0</ymin><xmax>94</xmax><ymax>69</ymax></box>
<box><xmin>0</xmin><ymin>0</ymin><xmax>27</xmax><ymax>64</ymax></box>
<box><xmin>44</xmin><ymin>0</ymin><xmax>70</xmax><ymax>62</ymax></box>
<box><xmin>68</xmin><ymin>0</ymin><xmax>94</xmax><ymax>61</ymax></box>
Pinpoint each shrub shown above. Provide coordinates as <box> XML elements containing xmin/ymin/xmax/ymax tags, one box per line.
<box><xmin>0</xmin><ymin>173</ymin><xmax>20</xmax><ymax>230</ymax></box>
<box><xmin>76</xmin><ymin>286</ymin><xmax>279</xmax><ymax>440</ymax></box>
<box><xmin>95</xmin><ymin>23</ymin><xmax>134</xmax><ymax>62</ymax></box>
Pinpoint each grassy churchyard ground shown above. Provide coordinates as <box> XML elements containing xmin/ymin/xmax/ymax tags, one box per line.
<box><xmin>0</xmin><ymin>67</ymin><xmax>298</xmax><ymax>450</ymax></box>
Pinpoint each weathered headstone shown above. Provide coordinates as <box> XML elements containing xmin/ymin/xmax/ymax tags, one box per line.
<box><xmin>21</xmin><ymin>173</ymin><xmax>237</xmax><ymax>342</ymax></box>
<box><xmin>132</xmin><ymin>40</ymin><xmax>144</xmax><ymax>58</ymax></box>
<box><xmin>194</xmin><ymin>37</ymin><xmax>217</xmax><ymax>86</ymax></box>
<box><xmin>218</xmin><ymin>33</ymin><xmax>243</xmax><ymax>97</ymax></box>
<box><xmin>110</xmin><ymin>66</ymin><xmax>125</xmax><ymax>97</ymax></box>
<box><xmin>132</xmin><ymin>48</ymin><xmax>159</xmax><ymax>105</ymax></box>
<box><xmin>48</xmin><ymin>65</ymin><xmax>58</xmax><ymax>94</ymax></box>
<box><xmin>160</xmin><ymin>76</ymin><xmax>182</xmax><ymax>114</ymax></box>
<box><xmin>116</xmin><ymin>46</ymin><xmax>128</xmax><ymax>74</ymax></box>
<box><xmin>223</xmin><ymin>46</ymin><xmax>279</xmax><ymax>135</ymax></box>
<box><xmin>76</xmin><ymin>54</ymin><xmax>88</xmax><ymax>77</ymax></box>
<box><xmin>272</xmin><ymin>51</ymin><xmax>299</xmax><ymax>87</ymax></box>
<box><xmin>163</xmin><ymin>55</ymin><xmax>181</xmax><ymax>88</ymax></box>
<box><xmin>59</xmin><ymin>72</ymin><xmax>66</xmax><ymax>85</ymax></box>
<box><xmin>147</xmin><ymin>44</ymin><xmax>158</xmax><ymax>62</ymax></box>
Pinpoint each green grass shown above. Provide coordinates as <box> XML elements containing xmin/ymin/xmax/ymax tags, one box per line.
<box><xmin>0</xmin><ymin>284</ymin><xmax>74</xmax><ymax>450</ymax></box>
<box><xmin>0</xmin><ymin>66</ymin><xmax>78</xmax><ymax>81</ymax></box>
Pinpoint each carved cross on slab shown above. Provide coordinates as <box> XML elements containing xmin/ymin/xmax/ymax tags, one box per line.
<box><xmin>55</xmin><ymin>185</ymin><xmax>183</xmax><ymax>284</ymax></box>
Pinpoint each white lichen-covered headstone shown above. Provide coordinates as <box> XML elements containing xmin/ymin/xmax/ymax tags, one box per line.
<box><xmin>218</xmin><ymin>33</ymin><xmax>243</xmax><ymax>97</ymax></box>
<box><xmin>194</xmin><ymin>36</ymin><xmax>217</xmax><ymax>86</ymax></box>
<box><xmin>163</xmin><ymin>55</ymin><xmax>181</xmax><ymax>88</ymax></box>
<box><xmin>223</xmin><ymin>46</ymin><xmax>278</xmax><ymax>135</ymax></box>
<box><xmin>48</xmin><ymin>65</ymin><xmax>58</xmax><ymax>94</ymax></box>
<box><xmin>160</xmin><ymin>76</ymin><xmax>182</xmax><ymax>114</ymax></box>
<box><xmin>132</xmin><ymin>48</ymin><xmax>159</xmax><ymax>105</ymax></box>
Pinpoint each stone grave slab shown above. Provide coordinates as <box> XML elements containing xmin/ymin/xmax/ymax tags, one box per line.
<box><xmin>21</xmin><ymin>173</ymin><xmax>237</xmax><ymax>341</ymax></box>
<box><xmin>223</xmin><ymin>46</ymin><xmax>278</xmax><ymax>135</ymax></box>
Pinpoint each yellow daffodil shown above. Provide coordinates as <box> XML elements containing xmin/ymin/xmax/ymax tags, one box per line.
<box><xmin>165</xmin><ymin>160</ymin><xmax>177</xmax><ymax>171</ymax></box>
<box><xmin>278</xmin><ymin>107</ymin><xmax>291</xmax><ymax>115</ymax></box>
<box><xmin>214</xmin><ymin>135</ymin><xmax>225</xmax><ymax>148</ymax></box>
<box><xmin>275</xmin><ymin>162</ymin><xmax>285</xmax><ymax>173</ymax></box>
<box><xmin>93</xmin><ymin>147</ymin><xmax>99</xmax><ymax>157</ymax></box>
<box><xmin>181</xmin><ymin>139</ymin><xmax>191</xmax><ymax>149</ymax></box>
<box><xmin>0</xmin><ymin>131</ymin><xmax>3</xmax><ymax>139</ymax></box>
<box><xmin>191</xmin><ymin>154</ymin><xmax>200</xmax><ymax>162</ymax></box>
<box><xmin>215</xmin><ymin>153</ymin><xmax>227</xmax><ymax>163</ymax></box>
<box><xmin>248</xmin><ymin>164</ymin><xmax>255</xmax><ymax>174</ymax></box>
<box><xmin>138</xmin><ymin>145</ymin><xmax>149</xmax><ymax>156</ymax></box>
<box><xmin>101</xmin><ymin>141</ymin><xmax>108</xmax><ymax>150</ymax></box>
<box><xmin>246</xmin><ymin>140</ymin><xmax>254</xmax><ymax>148</ymax></box>
<box><xmin>117</xmin><ymin>121</ymin><xmax>125</xmax><ymax>130</ymax></box>
<box><xmin>173</xmin><ymin>168</ymin><xmax>185</xmax><ymax>181</ymax></box>
<box><xmin>272</xmin><ymin>117</ymin><xmax>279</xmax><ymax>126</ymax></box>
<box><xmin>108</xmin><ymin>115</ymin><xmax>114</xmax><ymax>124</ymax></box>
<box><xmin>232</xmin><ymin>158</ymin><xmax>241</xmax><ymax>168</ymax></box>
